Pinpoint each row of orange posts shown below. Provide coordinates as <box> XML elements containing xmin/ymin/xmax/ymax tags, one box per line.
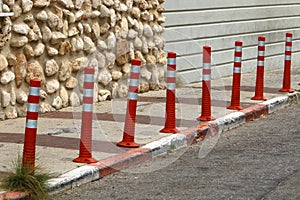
<box><xmin>200</xmin><ymin>32</ymin><xmax>294</xmax><ymax>122</ymax></box>
<box><xmin>21</xmin><ymin>32</ymin><xmax>296</xmax><ymax>166</ymax></box>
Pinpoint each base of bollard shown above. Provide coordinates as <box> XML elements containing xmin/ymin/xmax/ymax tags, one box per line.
<box><xmin>73</xmin><ymin>157</ymin><xmax>98</xmax><ymax>164</ymax></box>
<box><xmin>117</xmin><ymin>141</ymin><xmax>140</xmax><ymax>148</ymax></box>
<box><xmin>160</xmin><ymin>127</ymin><xmax>180</xmax><ymax>134</ymax></box>
<box><xmin>197</xmin><ymin>116</ymin><xmax>216</xmax><ymax>122</ymax></box>
<box><xmin>251</xmin><ymin>96</ymin><xmax>267</xmax><ymax>101</ymax></box>
<box><xmin>279</xmin><ymin>88</ymin><xmax>294</xmax><ymax>93</ymax></box>
<box><xmin>227</xmin><ymin>105</ymin><xmax>244</xmax><ymax>111</ymax></box>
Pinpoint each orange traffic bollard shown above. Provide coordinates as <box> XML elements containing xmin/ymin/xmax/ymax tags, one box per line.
<box><xmin>22</xmin><ymin>79</ymin><xmax>41</xmax><ymax>168</ymax></box>
<box><xmin>280</xmin><ymin>32</ymin><xmax>294</xmax><ymax>93</ymax></box>
<box><xmin>117</xmin><ymin>59</ymin><xmax>141</xmax><ymax>148</ymax></box>
<box><xmin>73</xmin><ymin>66</ymin><xmax>97</xmax><ymax>164</ymax></box>
<box><xmin>198</xmin><ymin>46</ymin><xmax>215</xmax><ymax>121</ymax></box>
<box><xmin>160</xmin><ymin>52</ymin><xmax>180</xmax><ymax>133</ymax></box>
<box><xmin>251</xmin><ymin>36</ymin><xmax>267</xmax><ymax>101</ymax></box>
<box><xmin>228</xmin><ymin>41</ymin><xmax>244</xmax><ymax>111</ymax></box>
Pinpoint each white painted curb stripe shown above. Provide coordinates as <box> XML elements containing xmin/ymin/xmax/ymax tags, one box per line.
<box><xmin>215</xmin><ymin>111</ymin><xmax>246</xmax><ymax>132</ymax></box>
<box><xmin>261</xmin><ymin>96</ymin><xmax>288</xmax><ymax>114</ymax></box>
<box><xmin>142</xmin><ymin>134</ymin><xmax>187</xmax><ymax>156</ymax></box>
<box><xmin>47</xmin><ymin>165</ymin><xmax>99</xmax><ymax>194</ymax></box>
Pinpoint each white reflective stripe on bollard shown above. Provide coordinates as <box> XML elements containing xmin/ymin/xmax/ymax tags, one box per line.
<box><xmin>84</xmin><ymin>74</ymin><xmax>94</xmax><ymax>82</ymax></box>
<box><xmin>83</xmin><ymin>89</ymin><xmax>94</xmax><ymax>97</ymax></box>
<box><xmin>131</xmin><ymin>65</ymin><xmax>141</xmax><ymax>73</ymax></box>
<box><xmin>29</xmin><ymin>87</ymin><xmax>40</xmax><ymax>96</ymax></box>
<box><xmin>234</xmin><ymin>57</ymin><xmax>242</xmax><ymax>63</ymax></box>
<box><xmin>167</xmin><ymin>70</ymin><xmax>176</xmax><ymax>78</ymax></box>
<box><xmin>285</xmin><ymin>55</ymin><xmax>292</xmax><ymax>61</ymax></box>
<box><xmin>258</xmin><ymin>41</ymin><xmax>265</xmax><ymax>46</ymax></box>
<box><xmin>234</xmin><ymin>67</ymin><xmax>241</xmax><ymax>73</ymax></box>
<box><xmin>258</xmin><ymin>61</ymin><xmax>264</xmax><ymax>67</ymax></box>
<box><xmin>286</xmin><ymin>46</ymin><xmax>292</xmax><ymax>51</ymax></box>
<box><xmin>286</xmin><ymin>37</ymin><xmax>292</xmax><ymax>42</ymax></box>
<box><xmin>168</xmin><ymin>58</ymin><xmax>176</xmax><ymax>65</ymax></box>
<box><xmin>203</xmin><ymin>74</ymin><xmax>211</xmax><ymax>81</ymax></box>
<box><xmin>258</xmin><ymin>51</ymin><xmax>265</xmax><ymax>56</ymax></box>
<box><xmin>83</xmin><ymin>104</ymin><xmax>93</xmax><ymax>112</ymax></box>
<box><xmin>167</xmin><ymin>83</ymin><xmax>176</xmax><ymax>90</ymax></box>
<box><xmin>235</xmin><ymin>46</ymin><xmax>242</xmax><ymax>52</ymax></box>
<box><xmin>203</xmin><ymin>63</ymin><xmax>211</xmax><ymax>69</ymax></box>
<box><xmin>26</xmin><ymin>119</ymin><xmax>37</xmax><ymax>128</ymax></box>
<box><xmin>128</xmin><ymin>92</ymin><xmax>138</xmax><ymax>100</ymax></box>
<box><xmin>27</xmin><ymin>103</ymin><xmax>39</xmax><ymax>113</ymax></box>
<box><xmin>129</xmin><ymin>79</ymin><xmax>139</xmax><ymax>87</ymax></box>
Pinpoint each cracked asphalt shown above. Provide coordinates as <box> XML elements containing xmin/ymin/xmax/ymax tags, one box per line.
<box><xmin>53</xmin><ymin>103</ymin><xmax>300</xmax><ymax>200</ymax></box>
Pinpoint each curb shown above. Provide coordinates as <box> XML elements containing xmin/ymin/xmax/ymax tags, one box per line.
<box><xmin>3</xmin><ymin>92</ymin><xmax>300</xmax><ymax>198</ymax></box>
<box><xmin>0</xmin><ymin>191</ymin><xmax>29</xmax><ymax>200</ymax></box>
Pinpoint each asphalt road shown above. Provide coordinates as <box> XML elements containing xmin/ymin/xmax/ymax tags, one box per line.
<box><xmin>52</xmin><ymin>103</ymin><xmax>300</xmax><ymax>200</ymax></box>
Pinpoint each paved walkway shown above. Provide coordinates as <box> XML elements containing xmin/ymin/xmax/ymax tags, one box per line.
<box><xmin>0</xmin><ymin>65</ymin><xmax>300</xmax><ymax>195</ymax></box>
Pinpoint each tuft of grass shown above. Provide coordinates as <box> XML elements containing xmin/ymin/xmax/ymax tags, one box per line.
<box><xmin>1</xmin><ymin>155</ymin><xmax>52</xmax><ymax>200</ymax></box>
<box><xmin>167</xmin><ymin>141</ymin><xmax>177</xmax><ymax>154</ymax></box>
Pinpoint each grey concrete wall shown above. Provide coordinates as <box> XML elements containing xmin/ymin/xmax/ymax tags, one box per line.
<box><xmin>163</xmin><ymin>0</ymin><xmax>300</xmax><ymax>83</ymax></box>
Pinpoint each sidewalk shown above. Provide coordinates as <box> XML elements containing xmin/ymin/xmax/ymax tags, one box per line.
<box><xmin>0</xmin><ymin>65</ymin><xmax>300</xmax><ymax>197</ymax></box>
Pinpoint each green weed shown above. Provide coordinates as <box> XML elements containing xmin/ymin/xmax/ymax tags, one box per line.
<box><xmin>1</xmin><ymin>155</ymin><xmax>52</xmax><ymax>200</ymax></box>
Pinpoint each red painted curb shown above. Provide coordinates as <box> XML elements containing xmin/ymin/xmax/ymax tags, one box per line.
<box><xmin>196</xmin><ymin>123</ymin><xmax>212</xmax><ymax>141</ymax></box>
<box><xmin>89</xmin><ymin>148</ymin><xmax>152</xmax><ymax>178</ymax></box>
<box><xmin>0</xmin><ymin>191</ymin><xmax>29</xmax><ymax>200</ymax></box>
<box><xmin>180</xmin><ymin>127</ymin><xmax>199</xmax><ymax>145</ymax></box>
<box><xmin>241</xmin><ymin>104</ymin><xmax>269</xmax><ymax>122</ymax></box>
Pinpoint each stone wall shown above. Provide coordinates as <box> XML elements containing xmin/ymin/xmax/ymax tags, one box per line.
<box><xmin>0</xmin><ymin>0</ymin><xmax>167</xmax><ymax>119</ymax></box>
